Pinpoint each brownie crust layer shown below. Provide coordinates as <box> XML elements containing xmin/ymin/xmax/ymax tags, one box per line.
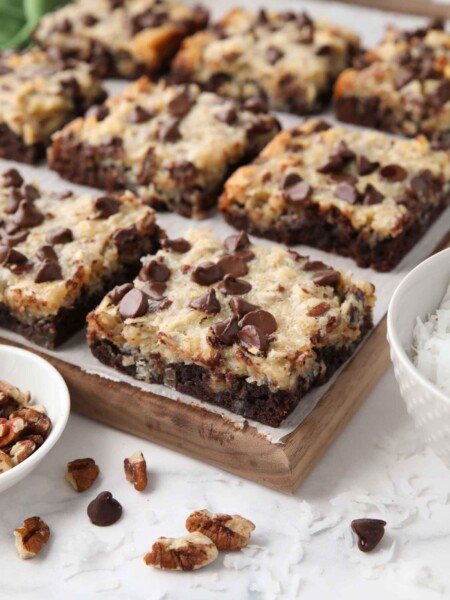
<box><xmin>89</xmin><ymin>314</ymin><xmax>372</xmax><ymax>428</ymax></box>
<box><xmin>0</xmin><ymin>227</ymin><xmax>162</xmax><ymax>349</ymax></box>
<box><xmin>222</xmin><ymin>195</ymin><xmax>448</xmax><ymax>272</ymax></box>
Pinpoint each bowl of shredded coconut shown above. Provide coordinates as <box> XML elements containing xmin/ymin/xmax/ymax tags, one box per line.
<box><xmin>387</xmin><ymin>247</ymin><xmax>450</xmax><ymax>467</ymax></box>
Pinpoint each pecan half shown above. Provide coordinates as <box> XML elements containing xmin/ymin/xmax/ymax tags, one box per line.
<box><xmin>0</xmin><ymin>416</ymin><xmax>25</xmax><ymax>447</ymax></box>
<box><xmin>186</xmin><ymin>509</ymin><xmax>255</xmax><ymax>550</ymax></box>
<box><xmin>124</xmin><ymin>450</ymin><xmax>147</xmax><ymax>492</ymax></box>
<box><xmin>0</xmin><ymin>449</ymin><xmax>13</xmax><ymax>473</ymax></box>
<box><xmin>14</xmin><ymin>517</ymin><xmax>50</xmax><ymax>560</ymax></box>
<box><xmin>144</xmin><ymin>532</ymin><xmax>218</xmax><ymax>571</ymax></box>
<box><xmin>65</xmin><ymin>458</ymin><xmax>100</xmax><ymax>492</ymax></box>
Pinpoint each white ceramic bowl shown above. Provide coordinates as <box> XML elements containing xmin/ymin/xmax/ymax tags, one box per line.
<box><xmin>0</xmin><ymin>345</ymin><xmax>70</xmax><ymax>493</ymax></box>
<box><xmin>387</xmin><ymin>248</ymin><xmax>450</xmax><ymax>467</ymax></box>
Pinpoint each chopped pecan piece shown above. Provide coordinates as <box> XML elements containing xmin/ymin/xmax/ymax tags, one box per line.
<box><xmin>14</xmin><ymin>517</ymin><xmax>50</xmax><ymax>560</ymax></box>
<box><xmin>9</xmin><ymin>407</ymin><xmax>51</xmax><ymax>439</ymax></box>
<box><xmin>0</xmin><ymin>449</ymin><xmax>13</xmax><ymax>473</ymax></box>
<box><xmin>144</xmin><ymin>532</ymin><xmax>218</xmax><ymax>570</ymax></box>
<box><xmin>0</xmin><ymin>416</ymin><xmax>25</xmax><ymax>447</ymax></box>
<box><xmin>186</xmin><ymin>509</ymin><xmax>255</xmax><ymax>550</ymax></box>
<box><xmin>65</xmin><ymin>458</ymin><xmax>100</xmax><ymax>492</ymax></box>
<box><xmin>0</xmin><ymin>380</ymin><xmax>30</xmax><ymax>406</ymax></box>
<box><xmin>124</xmin><ymin>450</ymin><xmax>147</xmax><ymax>492</ymax></box>
<box><xmin>10</xmin><ymin>439</ymin><xmax>36</xmax><ymax>465</ymax></box>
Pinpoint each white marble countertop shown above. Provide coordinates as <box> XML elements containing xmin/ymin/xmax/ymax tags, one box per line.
<box><xmin>1</xmin><ymin>368</ymin><xmax>449</xmax><ymax>600</ymax></box>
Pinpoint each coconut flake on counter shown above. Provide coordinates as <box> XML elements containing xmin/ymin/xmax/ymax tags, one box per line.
<box><xmin>413</xmin><ymin>281</ymin><xmax>450</xmax><ymax>396</ymax></box>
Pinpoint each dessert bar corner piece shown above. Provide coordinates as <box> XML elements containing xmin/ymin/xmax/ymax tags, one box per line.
<box><xmin>219</xmin><ymin>119</ymin><xmax>450</xmax><ymax>272</ymax></box>
<box><xmin>0</xmin><ymin>48</ymin><xmax>106</xmax><ymax>164</ymax></box>
<box><xmin>0</xmin><ymin>168</ymin><xmax>162</xmax><ymax>349</ymax></box>
<box><xmin>334</xmin><ymin>20</ymin><xmax>450</xmax><ymax>147</ymax></box>
<box><xmin>171</xmin><ymin>8</ymin><xmax>360</xmax><ymax>114</ymax></box>
<box><xmin>33</xmin><ymin>0</ymin><xmax>209</xmax><ymax>79</ymax></box>
<box><xmin>48</xmin><ymin>78</ymin><xmax>281</xmax><ymax>219</ymax></box>
<box><xmin>87</xmin><ymin>230</ymin><xmax>375</xmax><ymax>427</ymax></box>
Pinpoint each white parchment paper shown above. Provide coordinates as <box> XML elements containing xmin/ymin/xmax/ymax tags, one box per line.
<box><xmin>0</xmin><ymin>0</ymin><xmax>449</xmax><ymax>443</ymax></box>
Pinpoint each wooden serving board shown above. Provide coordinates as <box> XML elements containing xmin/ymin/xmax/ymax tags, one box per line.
<box><xmin>3</xmin><ymin>233</ymin><xmax>449</xmax><ymax>494</ymax></box>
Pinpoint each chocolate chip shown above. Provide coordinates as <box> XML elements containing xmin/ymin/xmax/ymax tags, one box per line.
<box><xmin>82</xmin><ymin>14</ymin><xmax>98</xmax><ymax>26</ymax></box>
<box><xmin>394</xmin><ymin>70</ymin><xmax>414</xmax><ymax>90</ymax></box>
<box><xmin>217</xmin><ymin>255</ymin><xmax>248</xmax><ymax>277</ymax></box>
<box><xmin>139</xmin><ymin>260</ymin><xmax>170</xmax><ymax>282</ymax></box>
<box><xmin>363</xmin><ymin>184</ymin><xmax>385</xmax><ymax>205</ymax></box>
<box><xmin>55</xmin><ymin>18</ymin><xmax>72</xmax><ymax>33</ymax></box>
<box><xmin>158</xmin><ymin>117</ymin><xmax>181</xmax><ymax>143</ymax></box>
<box><xmin>137</xmin><ymin>147</ymin><xmax>156</xmax><ymax>185</ymax></box>
<box><xmin>243</xmin><ymin>97</ymin><xmax>268</xmax><ymax>113</ymax></box>
<box><xmin>332</xmin><ymin>141</ymin><xmax>355</xmax><ymax>161</ymax></box>
<box><xmin>315</xmin><ymin>44</ymin><xmax>332</xmax><ymax>56</ymax></box>
<box><xmin>108</xmin><ymin>283</ymin><xmax>134</xmax><ymax>304</ymax></box>
<box><xmin>36</xmin><ymin>245</ymin><xmax>58</xmax><ymax>262</ymax></box>
<box><xmin>161</xmin><ymin>238</ymin><xmax>191</xmax><ymax>253</ymax></box>
<box><xmin>280</xmin><ymin>172</ymin><xmax>302</xmax><ymax>190</ymax></box>
<box><xmin>205</xmin><ymin>72</ymin><xmax>232</xmax><ymax>92</ymax></box>
<box><xmin>6</xmin><ymin>189</ymin><xmax>23</xmax><ymax>214</ymax></box>
<box><xmin>210</xmin><ymin>317</ymin><xmax>239</xmax><ymax>346</ymax></box>
<box><xmin>311</xmin><ymin>120</ymin><xmax>331</xmax><ymax>133</ymax></box>
<box><xmin>215</xmin><ymin>106</ymin><xmax>238</xmax><ymax>125</ymax></box>
<box><xmin>111</xmin><ymin>226</ymin><xmax>140</xmax><ymax>256</ymax></box>
<box><xmin>330</xmin><ymin>173</ymin><xmax>358</xmax><ymax>186</ymax></box>
<box><xmin>229</xmin><ymin>297</ymin><xmax>259</xmax><ymax>319</ymax></box>
<box><xmin>23</xmin><ymin>184</ymin><xmax>40</xmax><ymax>201</ymax></box>
<box><xmin>284</xmin><ymin>181</ymin><xmax>312</xmax><ymax>204</ymax></box>
<box><xmin>351</xmin><ymin>519</ymin><xmax>386</xmax><ymax>552</ymax></box>
<box><xmin>35</xmin><ymin>260</ymin><xmax>63</xmax><ymax>283</ymax></box>
<box><xmin>141</xmin><ymin>281</ymin><xmax>167</xmax><ymax>300</ymax></box>
<box><xmin>93</xmin><ymin>196</ymin><xmax>120</xmax><ymax>219</ymax></box>
<box><xmin>45</xmin><ymin>227</ymin><xmax>73</xmax><ymax>245</ymax></box>
<box><xmin>303</xmin><ymin>260</ymin><xmax>329</xmax><ymax>271</ymax></box>
<box><xmin>224</xmin><ymin>231</ymin><xmax>250</xmax><ymax>253</ymax></box>
<box><xmin>317</xmin><ymin>156</ymin><xmax>343</xmax><ymax>174</ymax></box>
<box><xmin>0</xmin><ymin>245</ymin><xmax>27</xmax><ymax>265</ymax></box>
<box><xmin>239</xmin><ymin>310</ymin><xmax>277</xmax><ymax>334</ymax></box>
<box><xmin>313</xmin><ymin>270</ymin><xmax>341</xmax><ymax>287</ymax></box>
<box><xmin>129</xmin><ymin>105</ymin><xmax>154</xmax><ymax>123</ymax></box>
<box><xmin>429</xmin><ymin>80</ymin><xmax>450</xmax><ymax>107</ymax></box>
<box><xmin>238</xmin><ymin>325</ymin><xmax>268</xmax><ymax>353</ymax></box>
<box><xmin>356</xmin><ymin>154</ymin><xmax>379</xmax><ymax>176</ymax></box>
<box><xmin>4</xmin><ymin>231</ymin><xmax>29</xmax><ymax>247</ymax></box>
<box><xmin>87</xmin><ymin>105</ymin><xmax>109</xmax><ymax>121</ymax></box>
<box><xmin>189</xmin><ymin>288</ymin><xmax>221</xmax><ymax>314</ymax></box>
<box><xmin>3</xmin><ymin>168</ymin><xmax>23</xmax><ymax>188</ymax></box>
<box><xmin>218</xmin><ymin>274</ymin><xmax>252</xmax><ymax>295</ymax></box>
<box><xmin>379</xmin><ymin>164</ymin><xmax>407</xmax><ymax>182</ymax></box>
<box><xmin>317</xmin><ymin>141</ymin><xmax>355</xmax><ymax>174</ymax></box>
<box><xmin>119</xmin><ymin>288</ymin><xmax>148</xmax><ymax>319</ymax></box>
<box><xmin>167</xmin><ymin>92</ymin><xmax>193</xmax><ymax>118</ymax></box>
<box><xmin>12</xmin><ymin>200</ymin><xmax>44</xmax><ymax>228</ymax></box>
<box><xmin>334</xmin><ymin>182</ymin><xmax>359</xmax><ymax>204</ymax></box>
<box><xmin>266</xmin><ymin>46</ymin><xmax>284</xmax><ymax>64</ymax></box>
<box><xmin>87</xmin><ymin>491</ymin><xmax>122</xmax><ymax>527</ymax></box>
<box><xmin>234</xmin><ymin>250</ymin><xmax>255</xmax><ymax>263</ymax></box>
<box><xmin>169</xmin><ymin>161</ymin><xmax>199</xmax><ymax>185</ymax></box>
<box><xmin>408</xmin><ymin>169</ymin><xmax>436</xmax><ymax>201</ymax></box>
<box><xmin>191</xmin><ymin>261</ymin><xmax>223</xmax><ymax>286</ymax></box>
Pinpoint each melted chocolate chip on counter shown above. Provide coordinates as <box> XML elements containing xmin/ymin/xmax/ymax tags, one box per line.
<box><xmin>191</xmin><ymin>261</ymin><xmax>223</xmax><ymax>286</ymax></box>
<box><xmin>239</xmin><ymin>309</ymin><xmax>277</xmax><ymax>334</ymax></box>
<box><xmin>36</xmin><ymin>245</ymin><xmax>58</xmax><ymax>262</ymax></box>
<box><xmin>379</xmin><ymin>164</ymin><xmax>407</xmax><ymax>183</ymax></box>
<box><xmin>139</xmin><ymin>260</ymin><xmax>170</xmax><ymax>282</ymax></box>
<box><xmin>238</xmin><ymin>325</ymin><xmax>269</xmax><ymax>353</ymax></box>
<box><xmin>224</xmin><ymin>231</ymin><xmax>250</xmax><ymax>253</ymax></box>
<box><xmin>334</xmin><ymin>182</ymin><xmax>359</xmax><ymax>204</ymax></box>
<box><xmin>351</xmin><ymin>519</ymin><xmax>386</xmax><ymax>552</ymax></box>
<box><xmin>362</xmin><ymin>184</ymin><xmax>385</xmax><ymax>205</ymax></box>
<box><xmin>87</xmin><ymin>491</ymin><xmax>122</xmax><ymax>527</ymax></box>
<box><xmin>12</xmin><ymin>200</ymin><xmax>44</xmax><ymax>228</ymax></box>
<box><xmin>158</xmin><ymin>117</ymin><xmax>181</xmax><ymax>143</ymax></box>
<box><xmin>167</xmin><ymin>92</ymin><xmax>193</xmax><ymax>118</ymax></box>
<box><xmin>35</xmin><ymin>259</ymin><xmax>63</xmax><ymax>283</ymax></box>
<box><xmin>161</xmin><ymin>238</ymin><xmax>191</xmax><ymax>253</ymax></box>
<box><xmin>219</xmin><ymin>274</ymin><xmax>252</xmax><ymax>295</ymax></box>
<box><xmin>189</xmin><ymin>288</ymin><xmax>221</xmax><ymax>314</ymax></box>
<box><xmin>210</xmin><ymin>317</ymin><xmax>239</xmax><ymax>346</ymax></box>
<box><xmin>266</xmin><ymin>46</ymin><xmax>284</xmax><ymax>64</ymax></box>
<box><xmin>108</xmin><ymin>283</ymin><xmax>134</xmax><ymax>304</ymax></box>
<box><xmin>45</xmin><ymin>227</ymin><xmax>73</xmax><ymax>245</ymax></box>
<box><xmin>3</xmin><ymin>168</ymin><xmax>23</xmax><ymax>188</ymax></box>
<box><xmin>129</xmin><ymin>105</ymin><xmax>154</xmax><ymax>124</ymax></box>
<box><xmin>229</xmin><ymin>297</ymin><xmax>259</xmax><ymax>319</ymax></box>
<box><xmin>93</xmin><ymin>196</ymin><xmax>120</xmax><ymax>219</ymax></box>
<box><xmin>284</xmin><ymin>181</ymin><xmax>312</xmax><ymax>204</ymax></box>
<box><xmin>217</xmin><ymin>255</ymin><xmax>248</xmax><ymax>277</ymax></box>
<box><xmin>313</xmin><ymin>269</ymin><xmax>341</xmax><ymax>287</ymax></box>
<box><xmin>356</xmin><ymin>154</ymin><xmax>379</xmax><ymax>176</ymax></box>
<box><xmin>118</xmin><ymin>288</ymin><xmax>148</xmax><ymax>320</ymax></box>
<box><xmin>142</xmin><ymin>280</ymin><xmax>167</xmax><ymax>300</ymax></box>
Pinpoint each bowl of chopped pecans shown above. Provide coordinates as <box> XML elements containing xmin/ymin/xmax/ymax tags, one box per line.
<box><xmin>0</xmin><ymin>345</ymin><xmax>70</xmax><ymax>493</ymax></box>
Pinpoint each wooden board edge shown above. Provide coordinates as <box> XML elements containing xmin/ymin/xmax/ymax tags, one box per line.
<box><xmin>335</xmin><ymin>0</ymin><xmax>450</xmax><ymax>18</ymax></box>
